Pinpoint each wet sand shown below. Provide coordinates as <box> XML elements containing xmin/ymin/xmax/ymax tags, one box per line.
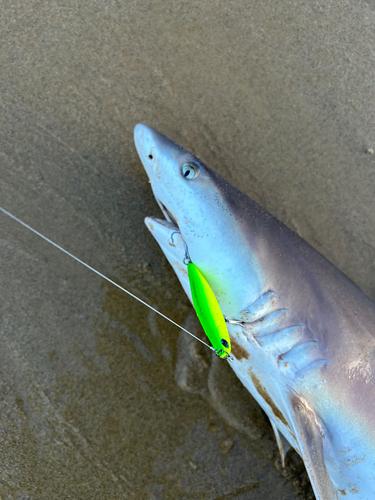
<box><xmin>1</xmin><ymin>1</ymin><xmax>375</xmax><ymax>498</ymax></box>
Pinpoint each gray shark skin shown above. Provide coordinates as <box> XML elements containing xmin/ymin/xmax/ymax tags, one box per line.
<box><xmin>134</xmin><ymin>123</ymin><xmax>375</xmax><ymax>500</ymax></box>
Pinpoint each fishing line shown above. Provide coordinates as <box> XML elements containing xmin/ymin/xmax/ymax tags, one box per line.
<box><xmin>0</xmin><ymin>206</ymin><xmax>216</xmax><ymax>352</ymax></box>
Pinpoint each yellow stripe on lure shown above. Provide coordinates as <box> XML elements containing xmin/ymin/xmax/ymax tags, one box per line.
<box><xmin>187</xmin><ymin>262</ymin><xmax>232</xmax><ymax>360</ymax></box>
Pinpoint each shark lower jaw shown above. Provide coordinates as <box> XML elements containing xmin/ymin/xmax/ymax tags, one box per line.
<box><xmin>145</xmin><ymin>215</ymin><xmax>178</xmax><ymax>233</ymax></box>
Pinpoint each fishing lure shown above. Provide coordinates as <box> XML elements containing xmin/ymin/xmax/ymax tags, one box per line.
<box><xmin>187</xmin><ymin>262</ymin><xmax>232</xmax><ymax>360</ymax></box>
<box><xmin>175</xmin><ymin>237</ymin><xmax>232</xmax><ymax>360</ymax></box>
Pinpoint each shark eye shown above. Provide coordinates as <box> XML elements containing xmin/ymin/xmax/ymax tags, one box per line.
<box><xmin>181</xmin><ymin>162</ymin><xmax>199</xmax><ymax>180</ymax></box>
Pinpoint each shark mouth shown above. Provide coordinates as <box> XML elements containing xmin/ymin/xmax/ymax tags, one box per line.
<box><xmin>149</xmin><ymin>199</ymin><xmax>189</xmax><ymax>257</ymax></box>
<box><xmin>156</xmin><ymin>200</ymin><xmax>180</xmax><ymax>231</ymax></box>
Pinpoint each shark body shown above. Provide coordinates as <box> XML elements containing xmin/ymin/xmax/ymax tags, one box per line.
<box><xmin>134</xmin><ymin>123</ymin><xmax>375</xmax><ymax>499</ymax></box>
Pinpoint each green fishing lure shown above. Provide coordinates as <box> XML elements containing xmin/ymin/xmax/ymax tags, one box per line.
<box><xmin>187</xmin><ymin>262</ymin><xmax>232</xmax><ymax>359</ymax></box>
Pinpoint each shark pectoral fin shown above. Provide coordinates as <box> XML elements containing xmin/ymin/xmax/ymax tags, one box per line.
<box><xmin>291</xmin><ymin>395</ymin><xmax>338</xmax><ymax>500</ymax></box>
<box><xmin>270</xmin><ymin>419</ymin><xmax>291</xmax><ymax>468</ymax></box>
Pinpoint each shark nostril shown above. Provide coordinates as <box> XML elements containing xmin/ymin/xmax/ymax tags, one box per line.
<box><xmin>148</xmin><ymin>154</ymin><xmax>153</xmax><ymax>159</ymax></box>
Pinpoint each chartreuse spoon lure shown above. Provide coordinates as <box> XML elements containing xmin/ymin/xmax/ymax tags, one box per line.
<box><xmin>186</xmin><ymin>261</ymin><xmax>233</xmax><ymax>360</ymax></box>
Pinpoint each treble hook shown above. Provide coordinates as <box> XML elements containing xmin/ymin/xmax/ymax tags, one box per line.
<box><xmin>170</xmin><ymin>231</ymin><xmax>181</xmax><ymax>246</ymax></box>
<box><xmin>169</xmin><ymin>231</ymin><xmax>191</xmax><ymax>265</ymax></box>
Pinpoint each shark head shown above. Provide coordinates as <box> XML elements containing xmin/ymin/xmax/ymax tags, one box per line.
<box><xmin>134</xmin><ymin>124</ymin><xmax>264</xmax><ymax>317</ymax></box>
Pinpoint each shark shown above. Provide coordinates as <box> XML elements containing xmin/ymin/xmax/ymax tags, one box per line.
<box><xmin>134</xmin><ymin>123</ymin><xmax>375</xmax><ymax>499</ymax></box>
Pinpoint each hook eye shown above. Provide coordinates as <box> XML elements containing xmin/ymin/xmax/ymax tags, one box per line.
<box><xmin>214</xmin><ymin>349</ymin><xmax>234</xmax><ymax>362</ymax></box>
<box><xmin>184</xmin><ymin>243</ymin><xmax>191</xmax><ymax>265</ymax></box>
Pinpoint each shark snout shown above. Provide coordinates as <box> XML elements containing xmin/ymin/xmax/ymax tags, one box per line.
<box><xmin>134</xmin><ymin>123</ymin><xmax>155</xmax><ymax>165</ymax></box>
<box><xmin>134</xmin><ymin>123</ymin><xmax>175</xmax><ymax>163</ymax></box>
